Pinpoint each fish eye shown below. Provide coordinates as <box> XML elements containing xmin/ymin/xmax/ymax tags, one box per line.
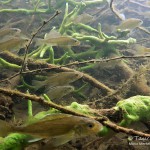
<box><xmin>87</xmin><ymin>123</ymin><xmax>94</xmax><ymax>128</ymax></box>
<box><xmin>75</xmin><ymin>73</ymin><xmax>79</xmax><ymax>77</ymax></box>
<box><xmin>14</xmin><ymin>28</ymin><xmax>20</xmax><ymax>32</ymax></box>
<box><xmin>74</xmin><ymin>39</ymin><xmax>78</xmax><ymax>42</ymax></box>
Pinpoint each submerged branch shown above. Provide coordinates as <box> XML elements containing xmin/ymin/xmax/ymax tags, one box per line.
<box><xmin>102</xmin><ymin>120</ymin><xmax>150</xmax><ymax>137</ymax></box>
<box><xmin>0</xmin><ymin>51</ymin><xmax>115</xmax><ymax>95</ymax></box>
<box><xmin>20</xmin><ymin>10</ymin><xmax>61</xmax><ymax>73</ymax></box>
<box><xmin>63</xmin><ymin>55</ymin><xmax>150</xmax><ymax>67</ymax></box>
<box><xmin>0</xmin><ymin>87</ymin><xmax>149</xmax><ymax>137</ymax></box>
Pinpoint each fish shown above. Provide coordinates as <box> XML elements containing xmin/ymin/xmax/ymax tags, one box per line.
<box><xmin>35</xmin><ymin>30</ymin><xmax>80</xmax><ymax>46</ymax></box>
<box><xmin>73</xmin><ymin>13</ymin><xmax>94</xmax><ymax>24</ymax></box>
<box><xmin>0</xmin><ymin>28</ymin><xmax>21</xmax><ymax>38</ymax></box>
<box><xmin>0</xmin><ymin>37</ymin><xmax>29</xmax><ymax>51</ymax></box>
<box><xmin>145</xmin><ymin>1</ymin><xmax>150</xmax><ymax>6</ymax></box>
<box><xmin>32</xmin><ymin>72</ymin><xmax>83</xmax><ymax>90</ymax></box>
<box><xmin>0</xmin><ymin>114</ymin><xmax>102</xmax><ymax>141</ymax></box>
<box><xmin>45</xmin><ymin>86</ymin><xmax>74</xmax><ymax>100</ymax></box>
<box><xmin>116</xmin><ymin>18</ymin><xmax>143</xmax><ymax>31</ymax></box>
<box><xmin>132</xmin><ymin>44</ymin><xmax>150</xmax><ymax>54</ymax></box>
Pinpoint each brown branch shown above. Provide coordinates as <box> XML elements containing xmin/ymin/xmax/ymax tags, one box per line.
<box><xmin>110</xmin><ymin>0</ymin><xmax>122</xmax><ymax>20</ymax></box>
<box><xmin>137</xmin><ymin>26</ymin><xmax>150</xmax><ymax>35</ymax></box>
<box><xmin>0</xmin><ymin>87</ymin><xmax>149</xmax><ymax>138</ymax></box>
<box><xmin>46</xmin><ymin>64</ymin><xmax>115</xmax><ymax>94</ymax></box>
<box><xmin>0</xmin><ymin>87</ymin><xmax>87</xmax><ymax>117</ymax></box>
<box><xmin>89</xmin><ymin>64</ymin><xmax>150</xmax><ymax>107</ymax></box>
<box><xmin>102</xmin><ymin>120</ymin><xmax>150</xmax><ymax>137</ymax></box>
<box><xmin>0</xmin><ymin>52</ymin><xmax>115</xmax><ymax>95</ymax></box>
<box><xmin>63</xmin><ymin>55</ymin><xmax>150</xmax><ymax>67</ymax></box>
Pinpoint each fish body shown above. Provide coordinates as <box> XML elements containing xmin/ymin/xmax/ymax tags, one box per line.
<box><xmin>0</xmin><ymin>37</ymin><xmax>29</xmax><ymax>51</ymax></box>
<box><xmin>36</xmin><ymin>36</ymin><xmax>80</xmax><ymax>46</ymax></box>
<box><xmin>35</xmin><ymin>30</ymin><xmax>80</xmax><ymax>46</ymax></box>
<box><xmin>32</xmin><ymin>72</ymin><xmax>83</xmax><ymax>90</ymax></box>
<box><xmin>133</xmin><ymin>44</ymin><xmax>150</xmax><ymax>54</ymax></box>
<box><xmin>116</xmin><ymin>18</ymin><xmax>143</xmax><ymax>31</ymax></box>
<box><xmin>0</xmin><ymin>28</ymin><xmax>21</xmax><ymax>39</ymax></box>
<box><xmin>0</xmin><ymin>114</ymin><xmax>102</xmax><ymax>139</ymax></box>
<box><xmin>73</xmin><ymin>13</ymin><xmax>94</xmax><ymax>24</ymax></box>
<box><xmin>45</xmin><ymin>86</ymin><xmax>74</xmax><ymax>100</ymax></box>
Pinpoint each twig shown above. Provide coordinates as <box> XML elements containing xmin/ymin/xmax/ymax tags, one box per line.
<box><xmin>102</xmin><ymin>120</ymin><xmax>150</xmax><ymax>137</ymax></box>
<box><xmin>0</xmin><ymin>87</ymin><xmax>149</xmax><ymax>137</ymax></box>
<box><xmin>63</xmin><ymin>55</ymin><xmax>150</xmax><ymax>67</ymax></box>
<box><xmin>89</xmin><ymin>64</ymin><xmax>150</xmax><ymax>107</ymax></box>
<box><xmin>110</xmin><ymin>0</ymin><xmax>122</xmax><ymax>20</ymax></box>
<box><xmin>137</xmin><ymin>26</ymin><xmax>150</xmax><ymax>35</ymax></box>
<box><xmin>0</xmin><ymin>87</ymin><xmax>86</xmax><ymax>117</ymax></box>
<box><xmin>46</xmin><ymin>64</ymin><xmax>115</xmax><ymax>94</ymax></box>
<box><xmin>0</xmin><ymin>52</ymin><xmax>115</xmax><ymax>95</ymax></box>
<box><xmin>20</xmin><ymin>10</ymin><xmax>61</xmax><ymax>73</ymax></box>
<box><xmin>137</xmin><ymin>38</ymin><xmax>150</xmax><ymax>44</ymax></box>
<box><xmin>129</xmin><ymin>0</ymin><xmax>150</xmax><ymax>9</ymax></box>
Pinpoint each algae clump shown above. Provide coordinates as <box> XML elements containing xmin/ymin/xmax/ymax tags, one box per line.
<box><xmin>114</xmin><ymin>95</ymin><xmax>150</xmax><ymax>126</ymax></box>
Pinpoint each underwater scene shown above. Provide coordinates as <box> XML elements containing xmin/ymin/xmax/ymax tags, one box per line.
<box><xmin>0</xmin><ymin>0</ymin><xmax>150</xmax><ymax>149</ymax></box>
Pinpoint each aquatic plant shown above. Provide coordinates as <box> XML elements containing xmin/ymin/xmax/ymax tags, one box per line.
<box><xmin>0</xmin><ymin>0</ymin><xmax>150</xmax><ymax>149</ymax></box>
<box><xmin>115</xmin><ymin>95</ymin><xmax>150</xmax><ymax>126</ymax></box>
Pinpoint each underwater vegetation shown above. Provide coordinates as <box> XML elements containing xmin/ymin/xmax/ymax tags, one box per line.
<box><xmin>0</xmin><ymin>0</ymin><xmax>150</xmax><ymax>149</ymax></box>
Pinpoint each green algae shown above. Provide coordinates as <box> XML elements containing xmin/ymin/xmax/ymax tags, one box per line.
<box><xmin>114</xmin><ymin>95</ymin><xmax>150</xmax><ymax>126</ymax></box>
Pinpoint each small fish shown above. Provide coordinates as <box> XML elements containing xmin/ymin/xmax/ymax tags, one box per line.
<box><xmin>45</xmin><ymin>86</ymin><xmax>74</xmax><ymax>100</ymax></box>
<box><xmin>73</xmin><ymin>13</ymin><xmax>94</xmax><ymax>24</ymax></box>
<box><xmin>0</xmin><ymin>28</ymin><xmax>21</xmax><ymax>38</ymax></box>
<box><xmin>0</xmin><ymin>37</ymin><xmax>29</xmax><ymax>51</ymax></box>
<box><xmin>133</xmin><ymin>44</ymin><xmax>150</xmax><ymax>54</ymax></box>
<box><xmin>145</xmin><ymin>1</ymin><xmax>150</xmax><ymax>6</ymax></box>
<box><xmin>0</xmin><ymin>114</ymin><xmax>102</xmax><ymax>140</ymax></box>
<box><xmin>9</xmin><ymin>75</ymin><xmax>21</xmax><ymax>89</ymax></box>
<box><xmin>32</xmin><ymin>72</ymin><xmax>83</xmax><ymax>90</ymax></box>
<box><xmin>35</xmin><ymin>30</ymin><xmax>80</xmax><ymax>46</ymax></box>
<box><xmin>116</xmin><ymin>18</ymin><xmax>143</xmax><ymax>31</ymax></box>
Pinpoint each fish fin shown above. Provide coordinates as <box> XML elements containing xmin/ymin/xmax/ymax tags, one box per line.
<box><xmin>59</xmin><ymin>45</ymin><xmax>71</xmax><ymax>49</ymax></box>
<box><xmin>45</xmin><ymin>30</ymin><xmax>61</xmax><ymax>39</ymax></box>
<box><xmin>28</xmin><ymin>138</ymin><xmax>44</xmax><ymax>143</ymax></box>
<box><xmin>34</xmin><ymin>38</ymin><xmax>44</xmax><ymax>47</ymax></box>
<box><xmin>39</xmin><ymin>113</ymin><xmax>72</xmax><ymax>122</ymax></box>
<box><xmin>0</xmin><ymin>120</ymin><xmax>13</xmax><ymax>137</ymax></box>
<box><xmin>32</xmin><ymin>80</ymin><xmax>45</xmax><ymax>90</ymax></box>
<box><xmin>42</xmin><ymin>131</ymin><xmax>74</xmax><ymax>149</ymax></box>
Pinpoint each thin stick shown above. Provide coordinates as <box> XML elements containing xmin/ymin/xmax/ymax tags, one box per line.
<box><xmin>63</xmin><ymin>55</ymin><xmax>150</xmax><ymax>67</ymax></box>
<box><xmin>20</xmin><ymin>10</ymin><xmax>61</xmax><ymax>73</ymax></box>
<box><xmin>0</xmin><ymin>87</ymin><xmax>149</xmax><ymax>137</ymax></box>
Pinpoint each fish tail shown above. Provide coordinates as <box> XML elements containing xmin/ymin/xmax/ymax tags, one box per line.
<box><xmin>0</xmin><ymin>120</ymin><xmax>13</xmax><ymax>137</ymax></box>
